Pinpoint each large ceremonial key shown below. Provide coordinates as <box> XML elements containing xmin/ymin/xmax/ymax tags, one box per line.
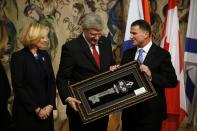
<box><xmin>88</xmin><ymin>80</ymin><xmax>134</xmax><ymax>104</ymax></box>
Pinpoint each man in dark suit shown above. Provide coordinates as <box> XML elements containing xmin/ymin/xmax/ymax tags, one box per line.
<box><xmin>121</xmin><ymin>20</ymin><xmax>177</xmax><ymax>131</ymax></box>
<box><xmin>56</xmin><ymin>13</ymin><xmax>116</xmax><ymax>131</ymax></box>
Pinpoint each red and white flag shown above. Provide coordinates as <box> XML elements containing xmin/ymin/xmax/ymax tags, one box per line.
<box><xmin>160</xmin><ymin>0</ymin><xmax>187</xmax><ymax>130</ymax></box>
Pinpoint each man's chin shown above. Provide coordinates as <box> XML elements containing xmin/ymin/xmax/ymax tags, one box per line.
<box><xmin>132</xmin><ymin>43</ymin><xmax>137</xmax><ymax>46</ymax></box>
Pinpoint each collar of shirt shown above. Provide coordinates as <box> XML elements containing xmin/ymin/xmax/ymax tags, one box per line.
<box><xmin>82</xmin><ymin>32</ymin><xmax>100</xmax><ymax>54</ymax></box>
<box><xmin>135</xmin><ymin>41</ymin><xmax>152</xmax><ymax>60</ymax></box>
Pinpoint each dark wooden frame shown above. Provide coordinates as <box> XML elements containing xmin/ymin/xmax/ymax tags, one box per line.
<box><xmin>68</xmin><ymin>61</ymin><xmax>157</xmax><ymax>124</ymax></box>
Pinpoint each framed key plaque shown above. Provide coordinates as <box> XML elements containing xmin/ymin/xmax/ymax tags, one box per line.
<box><xmin>68</xmin><ymin>61</ymin><xmax>157</xmax><ymax>124</ymax></box>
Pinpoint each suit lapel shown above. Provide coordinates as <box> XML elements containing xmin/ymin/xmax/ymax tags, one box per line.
<box><xmin>131</xmin><ymin>47</ymin><xmax>137</xmax><ymax>60</ymax></box>
<box><xmin>37</xmin><ymin>51</ymin><xmax>49</xmax><ymax>76</ymax></box>
<box><xmin>78</xmin><ymin>35</ymin><xmax>100</xmax><ymax>70</ymax></box>
<box><xmin>143</xmin><ymin>44</ymin><xmax>157</xmax><ymax>65</ymax></box>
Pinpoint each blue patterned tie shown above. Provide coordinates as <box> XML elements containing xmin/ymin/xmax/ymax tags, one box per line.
<box><xmin>137</xmin><ymin>49</ymin><xmax>144</xmax><ymax>64</ymax></box>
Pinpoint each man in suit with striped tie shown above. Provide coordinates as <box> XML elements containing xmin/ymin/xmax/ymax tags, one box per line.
<box><xmin>121</xmin><ymin>19</ymin><xmax>177</xmax><ymax>131</ymax></box>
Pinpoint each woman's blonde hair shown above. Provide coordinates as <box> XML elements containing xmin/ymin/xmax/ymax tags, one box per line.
<box><xmin>18</xmin><ymin>23</ymin><xmax>49</xmax><ymax>47</ymax></box>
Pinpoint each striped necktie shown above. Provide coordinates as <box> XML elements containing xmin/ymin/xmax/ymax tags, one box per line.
<box><xmin>137</xmin><ymin>49</ymin><xmax>144</xmax><ymax>64</ymax></box>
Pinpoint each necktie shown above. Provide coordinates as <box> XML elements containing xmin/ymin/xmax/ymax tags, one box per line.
<box><xmin>137</xmin><ymin>49</ymin><xmax>144</xmax><ymax>64</ymax></box>
<box><xmin>92</xmin><ymin>46</ymin><xmax>100</xmax><ymax>68</ymax></box>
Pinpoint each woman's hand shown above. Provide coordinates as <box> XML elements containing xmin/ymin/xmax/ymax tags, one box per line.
<box><xmin>43</xmin><ymin>105</ymin><xmax>53</xmax><ymax>116</ymax></box>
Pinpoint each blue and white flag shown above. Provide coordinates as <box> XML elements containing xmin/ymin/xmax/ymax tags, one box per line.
<box><xmin>122</xmin><ymin>0</ymin><xmax>144</xmax><ymax>52</ymax></box>
<box><xmin>184</xmin><ymin>0</ymin><xmax>197</xmax><ymax>127</ymax></box>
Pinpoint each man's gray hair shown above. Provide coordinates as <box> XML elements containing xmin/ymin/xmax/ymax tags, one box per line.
<box><xmin>81</xmin><ymin>13</ymin><xmax>103</xmax><ymax>30</ymax></box>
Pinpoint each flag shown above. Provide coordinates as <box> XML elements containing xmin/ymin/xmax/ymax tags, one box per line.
<box><xmin>123</xmin><ymin>0</ymin><xmax>150</xmax><ymax>52</ymax></box>
<box><xmin>160</xmin><ymin>0</ymin><xmax>187</xmax><ymax>130</ymax></box>
<box><xmin>184</xmin><ymin>0</ymin><xmax>197</xmax><ymax>127</ymax></box>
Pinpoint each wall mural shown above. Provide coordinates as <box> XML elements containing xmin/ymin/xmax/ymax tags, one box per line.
<box><xmin>0</xmin><ymin>0</ymin><xmax>189</xmax><ymax>131</ymax></box>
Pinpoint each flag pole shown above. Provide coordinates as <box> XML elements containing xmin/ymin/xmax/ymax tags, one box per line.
<box><xmin>186</xmin><ymin>87</ymin><xmax>197</xmax><ymax>128</ymax></box>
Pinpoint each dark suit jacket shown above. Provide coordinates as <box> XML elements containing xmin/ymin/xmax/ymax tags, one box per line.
<box><xmin>0</xmin><ymin>61</ymin><xmax>11</xmax><ymax>130</ymax></box>
<box><xmin>56</xmin><ymin>34</ymin><xmax>115</xmax><ymax>104</ymax></box>
<box><xmin>0</xmin><ymin>61</ymin><xmax>11</xmax><ymax>110</ymax></box>
<box><xmin>121</xmin><ymin>43</ymin><xmax>177</xmax><ymax>121</ymax></box>
<box><xmin>10</xmin><ymin>48</ymin><xmax>56</xmax><ymax>131</ymax></box>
